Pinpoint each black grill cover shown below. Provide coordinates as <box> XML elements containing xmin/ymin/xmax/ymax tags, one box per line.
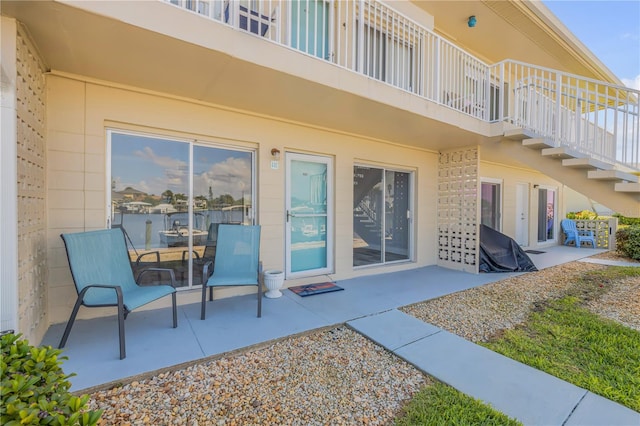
<box><xmin>479</xmin><ymin>224</ymin><xmax>538</xmax><ymax>273</ymax></box>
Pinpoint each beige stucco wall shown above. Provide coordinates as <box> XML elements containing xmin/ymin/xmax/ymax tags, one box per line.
<box><xmin>15</xmin><ymin>26</ymin><xmax>48</xmax><ymax>343</ymax></box>
<box><xmin>479</xmin><ymin>161</ymin><xmax>565</xmax><ymax>248</ymax></box>
<box><xmin>46</xmin><ymin>73</ymin><xmax>439</xmax><ymax>324</ymax></box>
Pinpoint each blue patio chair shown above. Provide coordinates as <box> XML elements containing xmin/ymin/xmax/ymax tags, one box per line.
<box><xmin>201</xmin><ymin>225</ymin><xmax>262</xmax><ymax>320</ymax></box>
<box><xmin>59</xmin><ymin>228</ymin><xmax>177</xmax><ymax>359</ymax></box>
<box><xmin>561</xmin><ymin>219</ymin><xmax>596</xmax><ymax>248</ymax></box>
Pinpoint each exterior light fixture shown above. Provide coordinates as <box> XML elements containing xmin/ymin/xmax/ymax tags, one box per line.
<box><xmin>270</xmin><ymin>148</ymin><xmax>281</xmax><ymax>170</ymax></box>
<box><xmin>468</xmin><ymin>15</ymin><xmax>477</xmax><ymax>28</ymax></box>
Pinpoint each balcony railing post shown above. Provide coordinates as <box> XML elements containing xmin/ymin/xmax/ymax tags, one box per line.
<box><xmin>357</xmin><ymin>0</ymin><xmax>364</xmax><ymax>75</ymax></box>
<box><xmin>434</xmin><ymin>37</ymin><xmax>440</xmax><ymax>104</ymax></box>
<box><xmin>499</xmin><ymin>62</ymin><xmax>505</xmax><ymax>122</ymax></box>
<box><xmin>554</xmin><ymin>72</ymin><xmax>561</xmax><ymax>145</ymax></box>
<box><xmin>227</xmin><ymin>0</ymin><xmax>237</xmax><ymax>27</ymax></box>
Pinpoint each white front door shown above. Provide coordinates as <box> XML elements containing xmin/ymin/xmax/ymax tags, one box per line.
<box><xmin>515</xmin><ymin>183</ymin><xmax>529</xmax><ymax>246</ymax></box>
<box><xmin>285</xmin><ymin>153</ymin><xmax>333</xmax><ymax>278</ymax></box>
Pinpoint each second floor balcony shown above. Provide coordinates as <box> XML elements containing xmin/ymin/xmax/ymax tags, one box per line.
<box><xmin>4</xmin><ymin>0</ymin><xmax>639</xmax><ymax>171</ymax></box>
<box><xmin>166</xmin><ymin>0</ymin><xmax>639</xmax><ymax>171</ymax></box>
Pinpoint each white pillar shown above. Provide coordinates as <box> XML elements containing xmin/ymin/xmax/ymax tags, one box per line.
<box><xmin>0</xmin><ymin>16</ymin><xmax>19</xmax><ymax>334</ymax></box>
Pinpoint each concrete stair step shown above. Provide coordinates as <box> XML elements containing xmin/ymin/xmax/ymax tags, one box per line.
<box><xmin>562</xmin><ymin>158</ymin><xmax>614</xmax><ymax>170</ymax></box>
<box><xmin>522</xmin><ymin>138</ymin><xmax>554</xmax><ymax>150</ymax></box>
<box><xmin>615</xmin><ymin>182</ymin><xmax>640</xmax><ymax>192</ymax></box>
<box><xmin>588</xmin><ymin>170</ymin><xmax>639</xmax><ymax>183</ymax></box>
<box><xmin>504</xmin><ymin>128</ymin><xmax>539</xmax><ymax>141</ymax></box>
<box><xmin>541</xmin><ymin>147</ymin><xmax>585</xmax><ymax>160</ymax></box>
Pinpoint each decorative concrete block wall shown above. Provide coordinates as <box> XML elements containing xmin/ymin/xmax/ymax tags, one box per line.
<box><xmin>437</xmin><ymin>147</ymin><xmax>479</xmax><ymax>273</ymax></box>
<box><xmin>16</xmin><ymin>28</ymin><xmax>48</xmax><ymax>342</ymax></box>
<box><xmin>575</xmin><ymin>218</ymin><xmax>617</xmax><ymax>249</ymax></box>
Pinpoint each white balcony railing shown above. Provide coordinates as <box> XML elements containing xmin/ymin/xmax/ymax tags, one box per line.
<box><xmin>166</xmin><ymin>0</ymin><xmax>640</xmax><ymax>171</ymax></box>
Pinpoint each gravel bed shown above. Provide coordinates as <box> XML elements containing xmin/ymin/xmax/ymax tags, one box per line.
<box><xmin>90</xmin><ymin>327</ymin><xmax>428</xmax><ymax>425</ymax></box>
<box><xmin>585</xmin><ymin>276</ymin><xmax>640</xmax><ymax>331</ymax></box>
<box><xmin>89</xmin><ymin>256</ymin><xmax>639</xmax><ymax>424</ymax></box>
<box><xmin>402</xmin><ymin>262</ymin><xmax>606</xmax><ymax>343</ymax></box>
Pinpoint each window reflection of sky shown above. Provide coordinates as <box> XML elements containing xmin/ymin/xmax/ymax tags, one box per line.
<box><xmin>111</xmin><ymin>134</ymin><xmax>251</xmax><ymax>200</ymax></box>
<box><xmin>291</xmin><ymin>160</ymin><xmax>326</xmax><ymax>211</ymax></box>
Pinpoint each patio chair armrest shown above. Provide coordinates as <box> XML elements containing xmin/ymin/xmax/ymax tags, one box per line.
<box><xmin>136</xmin><ymin>268</ymin><xmax>177</xmax><ymax>288</ymax></box>
<box><xmin>134</xmin><ymin>251</ymin><xmax>160</xmax><ymax>267</ymax></box>
<box><xmin>181</xmin><ymin>250</ymin><xmax>201</xmax><ymax>263</ymax></box>
<box><xmin>202</xmin><ymin>260</ymin><xmax>214</xmax><ymax>281</ymax></box>
<box><xmin>82</xmin><ymin>284</ymin><xmax>121</xmax><ymax>291</ymax></box>
<box><xmin>78</xmin><ymin>284</ymin><xmax>124</xmax><ymax>304</ymax></box>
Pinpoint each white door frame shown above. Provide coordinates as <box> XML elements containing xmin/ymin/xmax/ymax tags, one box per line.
<box><xmin>515</xmin><ymin>182</ymin><xmax>529</xmax><ymax>246</ymax></box>
<box><xmin>285</xmin><ymin>152</ymin><xmax>334</xmax><ymax>278</ymax></box>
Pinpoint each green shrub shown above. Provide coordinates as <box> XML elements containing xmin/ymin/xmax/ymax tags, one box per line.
<box><xmin>0</xmin><ymin>333</ymin><xmax>102</xmax><ymax>426</ymax></box>
<box><xmin>616</xmin><ymin>225</ymin><xmax>640</xmax><ymax>260</ymax></box>
<box><xmin>566</xmin><ymin>210</ymin><xmax>598</xmax><ymax>220</ymax></box>
<box><xmin>613</xmin><ymin>213</ymin><xmax>640</xmax><ymax>227</ymax></box>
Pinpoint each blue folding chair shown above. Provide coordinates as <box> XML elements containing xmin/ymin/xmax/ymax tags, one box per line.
<box><xmin>561</xmin><ymin>219</ymin><xmax>596</xmax><ymax>248</ymax></box>
<box><xmin>60</xmin><ymin>228</ymin><xmax>177</xmax><ymax>359</ymax></box>
<box><xmin>201</xmin><ymin>225</ymin><xmax>262</xmax><ymax>319</ymax></box>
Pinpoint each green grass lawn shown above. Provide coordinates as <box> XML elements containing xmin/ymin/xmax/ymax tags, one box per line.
<box><xmin>483</xmin><ymin>267</ymin><xmax>640</xmax><ymax>412</ymax></box>
<box><xmin>395</xmin><ymin>266</ymin><xmax>640</xmax><ymax>423</ymax></box>
<box><xmin>395</xmin><ymin>381</ymin><xmax>522</xmax><ymax>426</ymax></box>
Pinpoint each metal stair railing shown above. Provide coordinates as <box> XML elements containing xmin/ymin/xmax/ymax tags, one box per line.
<box><xmin>491</xmin><ymin>60</ymin><xmax>640</xmax><ymax>171</ymax></box>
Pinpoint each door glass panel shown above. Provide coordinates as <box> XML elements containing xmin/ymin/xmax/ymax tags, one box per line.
<box><xmin>291</xmin><ymin>0</ymin><xmax>330</xmax><ymax>59</ymax></box>
<box><xmin>289</xmin><ymin>159</ymin><xmax>328</xmax><ymax>273</ymax></box>
<box><xmin>191</xmin><ymin>145</ymin><xmax>254</xmax><ymax>284</ymax></box>
<box><xmin>363</xmin><ymin>24</ymin><xmax>386</xmax><ymax>80</ymax></box>
<box><xmin>110</xmin><ymin>133</ymin><xmax>190</xmax><ymax>287</ymax></box>
<box><xmin>384</xmin><ymin>170</ymin><xmax>410</xmax><ymax>262</ymax></box>
<box><xmin>546</xmin><ymin>190</ymin><xmax>556</xmax><ymax>240</ymax></box>
<box><xmin>353</xmin><ymin>166</ymin><xmax>383</xmax><ymax>266</ymax></box>
<box><xmin>353</xmin><ymin>166</ymin><xmax>411</xmax><ymax>267</ymax></box>
<box><xmin>537</xmin><ymin>188</ymin><xmax>556</xmax><ymax>242</ymax></box>
<box><xmin>481</xmin><ymin>182</ymin><xmax>501</xmax><ymax>231</ymax></box>
<box><xmin>110</xmin><ymin>132</ymin><xmax>254</xmax><ymax>288</ymax></box>
<box><xmin>387</xmin><ymin>37</ymin><xmax>414</xmax><ymax>91</ymax></box>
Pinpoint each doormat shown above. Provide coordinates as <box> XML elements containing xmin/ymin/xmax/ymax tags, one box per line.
<box><xmin>524</xmin><ymin>250</ymin><xmax>546</xmax><ymax>254</ymax></box>
<box><xmin>289</xmin><ymin>282</ymin><xmax>344</xmax><ymax>297</ymax></box>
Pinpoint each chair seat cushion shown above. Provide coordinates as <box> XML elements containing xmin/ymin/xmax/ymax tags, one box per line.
<box><xmin>83</xmin><ymin>284</ymin><xmax>175</xmax><ymax>311</ymax></box>
<box><xmin>206</xmin><ymin>273</ymin><xmax>258</xmax><ymax>287</ymax></box>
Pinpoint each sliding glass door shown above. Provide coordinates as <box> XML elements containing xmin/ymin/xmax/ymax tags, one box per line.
<box><xmin>353</xmin><ymin>165</ymin><xmax>412</xmax><ymax>267</ymax></box>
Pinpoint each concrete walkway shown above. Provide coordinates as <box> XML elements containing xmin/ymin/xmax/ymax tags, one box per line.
<box><xmin>348</xmin><ymin>309</ymin><xmax>640</xmax><ymax>426</ymax></box>
<box><xmin>579</xmin><ymin>257</ymin><xmax>640</xmax><ymax>267</ymax></box>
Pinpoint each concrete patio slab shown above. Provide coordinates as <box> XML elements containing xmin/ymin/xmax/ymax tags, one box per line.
<box><xmin>185</xmin><ymin>293</ymin><xmax>330</xmax><ymax>356</ymax></box>
<box><xmin>41</xmin><ymin>307</ymin><xmax>204</xmax><ymax>390</ymax></box>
